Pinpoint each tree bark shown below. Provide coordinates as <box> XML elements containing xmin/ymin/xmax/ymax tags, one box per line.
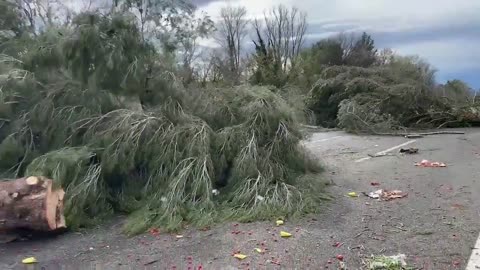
<box><xmin>0</xmin><ymin>176</ymin><xmax>66</xmax><ymax>232</ymax></box>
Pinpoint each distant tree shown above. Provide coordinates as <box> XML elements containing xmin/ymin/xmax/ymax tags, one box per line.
<box><xmin>215</xmin><ymin>6</ymin><xmax>249</xmax><ymax>83</ymax></box>
<box><xmin>300</xmin><ymin>39</ymin><xmax>343</xmax><ymax>82</ymax></box>
<box><xmin>343</xmin><ymin>32</ymin><xmax>377</xmax><ymax>67</ymax></box>
<box><xmin>193</xmin><ymin>48</ymin><xmax>225</xmax><ymax>86</ymax></box>
<box><xmin>113</xmin><ymin>0</ymin><xmax>212</xmax><ymax>48</ymax></box>
<box><xmin>335</xmin><ymin>32</ymin><xmax>356</xmax><ymax>59</ymax></box>
<box><xmin>0</xmin><ymin>0</ymin><xmax>27</xmax><ymax>38</ymax></box>
<box><xmin>108</xmin><ymin>0</ymin><xmax>214</xmax><ymax>90</ymax></box>
<box><xmin>196</xmin><ymin>50</ymin><xmax>215</xmax><ymax>86</ymax></box>
<box><xmin>178</xmin><ymin>34</ymin><xmax>199</xmax><ymax>85</ymax></box>
<box><xmin>299</xmin><ymin>32</ymin><xmax>378</xmax><ymax>84</ymax></box>
<box><xmin>7</xmin><ymin>0</ymin><xmax>74</xmax><ymax>33</ymax></box>
<box><xmin>63</xmin><ymin>12</ymin><xmax>154</xmax><ymax>96</ymax></box>
<box><xmin>251</xmin><ymin>5</ymin><xmax>307</xmax><ymax>87</ymax></box>
<box><xmin>387</xmin><ymin>55</ymin><xmax>437</xmax><ymax>89</ymax></box>
<box><xmin>375</xmin><ymin>48</ymin><xmax>395</xmax><ymax>65</ymax></box>
<box><xmin>10</xmin><ymin>0</ymin><xmax>36</xmax><ymax>34</ymax></box>
<box><xmin>177</xmin><ymin>12</ymin><xmax>214</xmax><ymax>85</ymax></box>
<box><xmin>439</xmin><ymin>79</ymin><xmax>474</xmax><ymax>104</ymax></box>
<box><xmin>311</xmin><ymin>39</ymin><xmax>344</xmax><ymax>66</ymax></box>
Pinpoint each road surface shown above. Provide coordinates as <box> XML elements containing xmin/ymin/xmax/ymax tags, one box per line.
<box><xmin>1</xmin><ymin>128</ymin><xmax>479</xmax><ymax>269</ymax></box>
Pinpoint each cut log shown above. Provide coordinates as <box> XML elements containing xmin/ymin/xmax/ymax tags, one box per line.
<box><xmin>0</xmin><ymin>176</ymin><xmax>66</xmax><ymax>232</ymax></box>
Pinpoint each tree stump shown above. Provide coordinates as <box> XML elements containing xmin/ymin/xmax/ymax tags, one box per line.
<box><xmin>0</xmin><ymin>176</ymin><xmax>66</xmax><ymax>232</ymax></box>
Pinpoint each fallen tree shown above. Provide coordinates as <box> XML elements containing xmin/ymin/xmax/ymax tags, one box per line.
<box><xmin>307</xmin><ymin>65</ymin><xmax>480</xmax><ymax>133</ymax></box>
<box><xmin>0</xmin><ymin>13</ymin><xmax>326</xmax><ymax>234</ymax></box>
<box><xmin>0</xmin><ymin>53</ymin><xmax>325</xmax><ymax>233</ymax></box>
<box><xmin>0</xmin><ymin>176</ymin><xmax>66</xmax><ymax>231</ymax></box>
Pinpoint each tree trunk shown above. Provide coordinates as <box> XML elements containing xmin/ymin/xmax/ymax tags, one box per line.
<box><xmin>0</xmin><ymin>176</ymin><xmax>66</xmax><ymax>232</ymax></box>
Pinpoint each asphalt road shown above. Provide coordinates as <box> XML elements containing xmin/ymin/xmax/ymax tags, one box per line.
<box><xmin>1</xmin><ymin>128</ymin><xmax>479</xmax><ymax>269</ymax></box>
<box><xmin>305</xmin><ymin>128</ymin><xmax>480</xmax><ymax>269</ymax></box>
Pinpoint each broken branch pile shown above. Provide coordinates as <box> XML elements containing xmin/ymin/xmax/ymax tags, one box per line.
<box><xmin>307</xmin><ymin>65</ymin><xmax>480</xmax><ymax>133</ymax></box>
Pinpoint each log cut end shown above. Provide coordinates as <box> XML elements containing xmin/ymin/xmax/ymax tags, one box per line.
<box><xmin>0</xmin><ymin>176</ymin><xmax>66</xmax><ymax>232</ymax></box>
<box><xmin>46</xmin><ymin>187</ymin><xmax>66</xmax><ymax>230</ymax></box>
<box><xmin>25</xmin><ymin>176</ymin><xmax>40</xmax><ymax>186</ymax></box>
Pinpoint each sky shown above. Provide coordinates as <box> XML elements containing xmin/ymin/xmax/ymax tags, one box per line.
<box><xmin>193</xmin><ymin>0</ymin><xmax>480</xmax><ymax>88</ymax></box>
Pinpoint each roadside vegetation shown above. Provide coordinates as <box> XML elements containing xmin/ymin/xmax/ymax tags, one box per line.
<box><xmin>0</xmin><ymin>0</ymin><xmax>478</xmax><ymax>232</ymax></box>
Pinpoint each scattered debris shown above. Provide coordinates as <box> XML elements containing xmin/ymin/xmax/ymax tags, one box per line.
<box><xmin>399</xmin><ymin>148</ymin><xmax>418</xmax><ymax>154</ymax></box>
<box><xmin>269</xmin><ymin>259</ymin><xmax>281</xmax><ymax>265</ymax></box>
<box><xmin>370</xmin><ymin>182</ymin><xmax>381</xmax><ymax>186</ymax></box>
<box><xmin>280</xmin><ymin>231</ymin><xmax>292</xmax><ymax>238</ymax></box>
<box><xmin>405</xmin><ymin>134</ymin><xmax>423</xmax><ymax>139</ymax></box>
<box><xmin>451</xmin><ymin>203</ymin><xmax>466</xmax><ymax>210</ymax></box>
<box><xmin>415</xmin><ymin>160</ymin><xmax>446</xmax><ymax>167</ymax></box>
<box><xmin>333</xmin><ymin>242</ymin><xmax>343</xmax><ymax>248</ymax></box>
<box><xmin>349</xmin><ymin>245</ymin><xmax>365</xmax><ymax>250</ymax></box>
<box><xmin>336</xmin><ymin>254</ymin><xmax>344</xmax><ymax>261</ymax></box>
<box><xmin>149</xmin><ymin>228</ymin><xmax>160</xmax><ymax>236</ymax></box>
<box><xmin>276</xmin><ymin>219</ymin><xmax>284</xmax><ymax>226</ymax></box>
<box><xmin>354</xmin><ymin>228</ymin><xmax>371</xmax><ymax>238</ymax></box>
<box><xmin>22</xmin><ymin>257</ymin><xmax>37</xmax><ymax>264</ymax></box>
<box><xmin>254</xmin><ymin>248</ymin><xmax>263</xmax><ymax>253</ymax></box>
<box><xmin>348</xmin><ymin>192</ymin><xmax>359</xmax><ymax>197</ymax></box>
<box><xmin>144</xmin><ymin>259</ymin><xmax>160</xmax><ymax>266</ymax></box>
<box><xmin>212</xmin><ymin>189</ymin><xmax>220</xmax><ymax>196</ymax></box>
<box><xmin>366</xmin><ymin>189</ymin><xmax>383</xmax><ymax>199</ymax></box>
<box><xmin>175</xmin><ymin>235</ymin><xmax>184</xmax><ymax>239</ymax></box>
<box><xmin>365</xmin><ymin>189</ymin><xmax>408</xmax><ymax>201</ymax></box>
<box><xmin>231</xmin><ymin>230</ymin><xmax>241</xmax><ymax>235</ymax></box>
<box><xmin>368</xmin><ymin>254</ymin><xmax>407</xmax><ymax>269</ymax></box>
<box><xmin>233</xmin><ymin>253</ymin><xmax>247</xmax><ymax>260</ymax></box>
<box><xmin>339</xmin><ymin>261</ymin><xmax>346</xmax><ymax>269</ymax></box>
<box><xmin>339</xmin><ymin>151</ymin><xmax>359</xmax><ymax>154</ymax></box>
<box><xmin>415</xmin><ymin>230</ymin><xmax>434</xmax><ymax>236</ymax></box>
<box><xmin>256</xmin><ymin>195</ymin><xmax>265</xmax><ymax>201</ymax></box>
<box><xmin>368</xmin><ymin>153</ymin><xmax>395</xmax><ymax>158</ymax></box>
<box><xmin>383</xmin><ymin>190</ymin><xmax>408</xmax><ymax>201</ymax></box>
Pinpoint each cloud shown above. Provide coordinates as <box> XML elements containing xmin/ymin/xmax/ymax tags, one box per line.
<box><xmin>198</xmin><ymin>0</ymin><xmax>480</xmax><ymax>27</ymax></box>
<box><xmin>394</xmin><ymin>38</ymin><xmax>480</xmax><ymax>77</ymax></box>
<box><xmin>198</xmin><ymin>0</ymin><xmax>480</xmax><ymax>44</ymax></box>
<box><xmin>290</xmin><ymin>0</ymin><xmax>480</xmax><ymax>29</ymax></box>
